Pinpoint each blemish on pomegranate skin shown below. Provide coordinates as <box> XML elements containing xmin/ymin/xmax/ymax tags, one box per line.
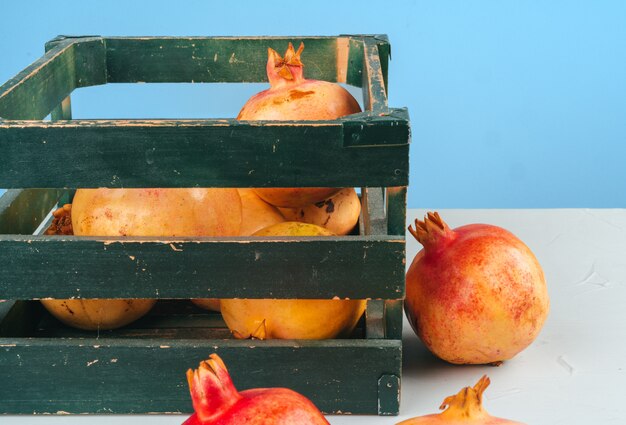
<box><xmin>288</xmin><ymin>90</ymin><xmax>315</xmax><ymax>100</ymax></box>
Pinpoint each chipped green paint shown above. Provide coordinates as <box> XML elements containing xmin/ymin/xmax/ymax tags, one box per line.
<box><xmin>0</xmin><ymin>234</ymin><xmax>405</xmax><ymax>300</ymax></box>
<box><xmin>0</xmin><ymin>111</ymin><xmax>409</xmax><ymax>189</ymax></box>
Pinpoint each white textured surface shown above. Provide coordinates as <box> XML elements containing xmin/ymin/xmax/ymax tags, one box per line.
<box><xmin>3</xmin><ymin>209</ymin><xmax>626</xmax><ymax>424</ymax></box>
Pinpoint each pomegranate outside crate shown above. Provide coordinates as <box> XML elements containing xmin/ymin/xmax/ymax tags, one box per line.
<box><xmin>404</xmin><ymin>212</ymin><xmax>549</xmax><ymax>365</ymax></box>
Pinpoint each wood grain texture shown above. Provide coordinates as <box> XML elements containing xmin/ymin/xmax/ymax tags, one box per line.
<box><xmin>105</xmin><ymin>37</ymin><xmax>340</xmax><ymax>84</ymax></box>
<box><xmin>361</xmin><ymin>187</ymin><xmax>387</xmax><ymax>236</ymax></box>
<box><xmin>384</xmin><ymin>299</ymin><xmax>404</xmax><ymax>340</ymax></box>
<box><xmin>365</xmin><ymin>299</ymin><xmax>385</xmax><ymax>339</ymax></box>
<box><xmin>0</xmin><ymin>40</ymin><xmax>75</xmax><ymax>120</ymax></box>
<box><xmin>387</xmin><ymin>186</ymin><xmax>408</xmax><ymax>236</ymax></box>
<box><xmin>0</xmin><ymin>235</ymin><xmax>404</xmax><ymax>300</ymax></box>
<box><xmin>50</xmin><ymin>96</ymin><xmax>72</xmax><ymax>121</ymax></box>
<box><xmin>0</xmin><ymin>336</ymin><xmax>401</xmax><ymax>415</ymax></box>
<box><xmin>0</xmin><ymin>111</ymin><xmax>409</xmax><ymax>188</ymax></box>
<box><xmin>362</xmin><ymin>39</ymin><xmax>388</xmax><ymax>112</ymax></box>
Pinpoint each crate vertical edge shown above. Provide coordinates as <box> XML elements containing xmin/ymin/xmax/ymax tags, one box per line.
<box><xmin>0</xmin><ymin>35</ymin><xmax>409</xmax><ymax>415</ymax></box>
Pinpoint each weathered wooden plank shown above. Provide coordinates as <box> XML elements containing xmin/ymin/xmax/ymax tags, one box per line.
<box><xmin>105</xmin><ymin>37</ymin><xmax>341</xmax><ymax>84</ymax></box>
<box><xmin>373</xmin><ymin>35</ymin><xmax>390</xmax><ymax>94</ymax></box>
<box><xmin>0</xmin><ymin>235</ymin><xmax>404</xmax><ymax>300</ymax></box>
<box><xmin>342</xmin><ymin>109</ymin><xmax>410</xmax><ymax>147</ymax></box>
<box><xmin>0</xmin><ymin>338</ymin><xmax>401</xmax><ymax>414</ymax></box>
<box><xmin>0</xmin><ymin>112</ymin><xmax>409</xmax><ymax>188</ymax></box>
<box><xmin>362</xmin><ymin>39</ymin><xmax>388</xmax><ymax>112</ymax></box>
<box><xmin>344</xmin><ymin>38</ymin><xmax>365</xmax><ymax>87</ymax></box>
<box><xmin>361</xmin><ymin>187</ymin><xmax>387</xmax><ymax>236</ymax></box>
<box><xmin>0</xmin><ymin>189</ymin><xmax>62</xmax><ymax>235</ymax></box>
<box><xmin>45</xmin><ymin>36</ymin><xmax>107</xmax><ymax>89</ymax></box>
<box><xmin>365</xmin><ymin>299</ymin><xmax>385</xmax><ymax>339</ymax></box>
<box><xmin>384</xmin><ymin>299</ymin><xmax>404</xmax><ymax>340</ymax></box>
<box><xmin>50</xmin><ymin>96</ymin><xmax>72</xmax><ymax>121</ymax></box>
<box><xmin>0</xmin><ymin>40</ymin><xmax>74</xmax><ymax>120</ymax></box>
<box><xmin>386</xmin><ymin>186</ymin><xmax>407</xmax><ymax>236</ymax></box>
<box><xmin>0</xmin><ymin>38</ymin><xmax>105</xmax><ymax>120</ymax></box>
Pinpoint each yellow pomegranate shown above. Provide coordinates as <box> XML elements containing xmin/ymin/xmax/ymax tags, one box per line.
<box><xmin>71</xmin><ymin>188</ymin><xmax>241</xmax><ymax>237</ymax></box>
<box><xmin>190</xmin><ymin>298</ymin><xmax>222</xmax><ymax>312</ymax></box>
<box><xmin>220</xmin><ymin>222</ymin><xmax>366</xmax><ymax>339</ymax></box>
<box><xmin>42</xmin><ymin>189</ymin><xmax>242</xmax><ymax>330</ymax></box>
<box><xmin>40</xmin><ymin>298</ymin><xmax>156</xmax><ymax>331</ymax></box>
<box><xmin>252</xmin><ymin>187</ymin><xmax>341</xmax><ymax>209</ymax></box>
<box><xmin>278</xmin><ymin>188</ymin><xmax>361</xmax><ymax>235</ymax></box>
<box><xmin>397</xmin><ymin>375</ymin><xmax>526</xmax><ymax>424</ymax></box>
<box><xmin>192</xmin><ymin>189</ymin><xmax>285</xmax><ymax>312</ymax></box>
<box><xmin>237</xmin><ymin>189</ymin><xmax>286</xmax><ymax>236</ymax></box>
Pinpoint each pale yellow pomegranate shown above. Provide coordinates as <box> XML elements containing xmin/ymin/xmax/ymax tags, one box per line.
<box><xmin>41</xmin><ymin>298</ymin><xmax>156</xmax><ymax>331</ymax></box>
<box><xmin>42</xmin><ymin>204</ymin><xmax>157</xmax><ymax>330</ymax></box>
<box><xmin>220</xmin><ymin>222</ymin><xmax>366</xmax><ymax>339</ymax></box>
<box><xmin>397</xmin><ymin>376</ymin><xmax>526</xmax><ymax>424</ymax></box>
<box><xmin>192</xmin><ymin>189</ymin><xmax>285</xmax><ymax>312</ymax></box>
<box><xmin>237</xmin><ymin>189</ymin><xmax>285</xmax><ymax>236</ymax></box>
<box><xmin>190</xmin><ymin>298</ymin><xmax>222</xmax><ymax>312</ymax></box>
<box><xmin>43</xmin><ymin>189</ymin><xmax>242</xmax><ymax>330</ymax></box>
<box><xmin>237</xmin><ymin>42</ymin><xmax>361</xmax><ymax>208</ymax></box>
<box><xmin>279</xmin><ymin>188</ymin><xmax>361</xmax><ymax>235</ymax></box>
<box><xmin>72</xmin><ymin>188</ymin><xmax>241</xmax><ymax>237</ymax></box>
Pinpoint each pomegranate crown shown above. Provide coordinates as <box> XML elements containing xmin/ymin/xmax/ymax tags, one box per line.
<box><xmin>439</xmin><ymin>375</ymin><xmax>490</xmax><ymax>418</ymax></box>
<box><xmin>408</xmin><ymin>212</ymin><xmax>454</xmax><ymax>248</ymax></box>
<box><xmin>186</xmin><ymin>354</ymin><xmax>242</xmax><ymax>423</ymax></box>
<box><xmin>267</xmin><ymin>42</ymin><xmax>305</xmax><ymax>86</ymax></box>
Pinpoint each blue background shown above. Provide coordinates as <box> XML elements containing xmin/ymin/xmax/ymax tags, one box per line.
<box><xmin>1</xmin><ymin>0</ymin><xmax>625</xmax><ymax>208</ymax></box>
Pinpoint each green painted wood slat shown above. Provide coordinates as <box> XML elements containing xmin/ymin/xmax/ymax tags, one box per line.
<box><xmin>0</xmin><ymin>38</ymin><xmax>105</xmax><ymax>120</ymax></box>
<box><xmin>0</xmin><ymin>338</ymin><xmax>401</xmax><ymax>415</ymax></box>
<box><xmin>105</xmin><ymin>37</ymin><xmax>340</xmax><ymax>84</ymax></box>
<box><xmin>0</xmin><ymin>112</ymin><xmax>409</xmax><ymax>188</ymax></box>
<box><xmin>0</xmin><ymin>235</ymin><xmax>404</xmax><ymax>300</ymax></box>
<box><xmin>0</xmin><ymin>35</ymin><xmax>386</xmax><ymax>120</ymax></box>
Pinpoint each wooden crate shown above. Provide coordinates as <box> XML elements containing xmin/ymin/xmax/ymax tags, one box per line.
<box><xmin>0</xmin><ymin>35</ymin><xmax>410</xmax><ymax>416</ymax></box>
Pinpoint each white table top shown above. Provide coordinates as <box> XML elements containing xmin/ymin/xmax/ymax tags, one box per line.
<box><xmin>4</xmin><ymin>209</ymin><xmax>625</xmax><ymax>424</ymax></box>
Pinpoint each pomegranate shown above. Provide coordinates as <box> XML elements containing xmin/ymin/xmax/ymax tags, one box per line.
<box><xmin>41</xmin><ymin>204</ymin><xmax>156</xmax><ymax>330</ymax></box>
<box><xmin>71</xmin><ymin>188</ymin><xmax>241</xmax><ymax>237</ymax></box>
<box><xmin>220</xmin><ymin>222</ymin><xmax>366</xmax><ymax>339</ymax></box>
<box><xmin>278</xmin><ymin>188</ymin><xmax>361</xmax><ymax>235</ymax></box>
<box><xmin>405</xmin><ymin>212</ymin><xmax>549</xmax><ymax>364</ymax></box>
<box><xmin>184</xmin><ymin>353</ymin><xmax>329</xmax><ymax>425</ymax></box>
<box><xmin>237</xmin><ymin>42</ymin><xmax>361</xmax><ymax>208</ymax></box>
<box><xmin>41</xmin><ymin>298</ymin><xmax>157</xmax><ymax>331</ymax></box>
<box><xmin>191</xmin><ymin>189</ymin><xmax>284</xmax><ymax>312</ymax></box>
<box><xmin>397</xmin><ymin>375</ymin><xmax>526</xmax><ymax>425</ymax></box>
<box><xmin>41</xmin><ymin>189</ymin><xmax>242</xmax><ymax>330</ymax></box>
<box><xmin>190</xmin><ymin>298</ymin><xmax>222</xmax><ymax>313</ymax></box>
<box><xmin>237</xmin><ymin>188</ymin><xmax>285</xmax><ymax>236</ymax></box>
